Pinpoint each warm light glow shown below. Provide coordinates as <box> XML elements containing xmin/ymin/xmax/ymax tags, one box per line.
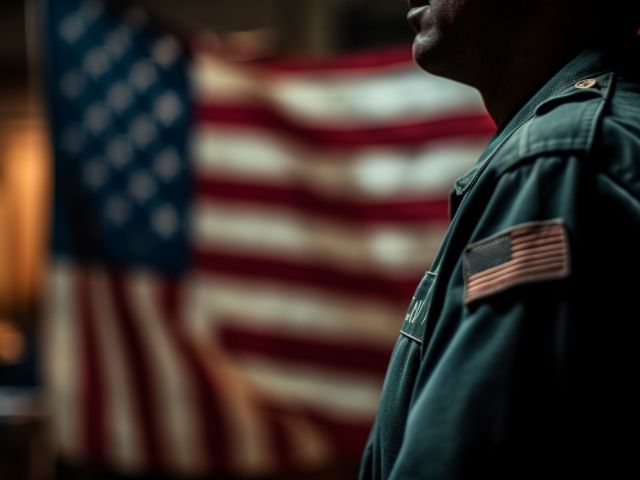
<box><xmin>0</xmin><ymin>95</ymin><xmax>51</xmax><ymax>311</ymax></box>
<box><xmin>0</xmin><ymin>319</ymin><xmax>25</xmax><ymax>364</ymax></box>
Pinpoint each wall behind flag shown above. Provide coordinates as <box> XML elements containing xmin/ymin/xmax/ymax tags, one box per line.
<box><xmin>0</xmin><ymin>0</ymin><xmax>50</xmax><ymax>382</ymax></box>
<box><xmin>136</xmin><ymin>0</ymin><xmax>413</xmax><ymax>55</ymax></box>
<box><xmin>0</xmin><ymin>3</ymin><xmax>53</xmax><ymax>480</ymax></box>
<box><xmin>0</xmin><ymin>93</ymin><xmax>50</xmax><ymax>321</ymax></box>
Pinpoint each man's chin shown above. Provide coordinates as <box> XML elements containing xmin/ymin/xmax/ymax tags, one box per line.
<box><xmin>412</xmin><ymin>33</ymin><xmax>430</xmax><ymax>57</ymax></box>
<box><xmin>412</xmin><ymin>38</ymin><xmax>462</xmax><ymax>82</ymax></box>
<box><xmin>412</xmin><ymin>39</ymin><xmax>443</xmax><ymax>75</ymax></box>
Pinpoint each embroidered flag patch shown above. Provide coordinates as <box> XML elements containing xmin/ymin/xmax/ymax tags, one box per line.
<box><xmin>463</xmin><ymin>219</ymin><xmax>570</xmax><ymax>304</ymax></box>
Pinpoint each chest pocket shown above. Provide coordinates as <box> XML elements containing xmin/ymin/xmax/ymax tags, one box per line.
<box><xmin>400</xmin><ymin>271</ymin><xmax>437</xmax><ymax>344</ymax></box>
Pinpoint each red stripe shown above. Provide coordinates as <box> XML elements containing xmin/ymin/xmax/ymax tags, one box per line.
<box><xmin>218</xmin><ymin>324</ymin><xmax>392</xmax><ymax>377</ymax></box>
<box><xmin>196</xmin><ymin>178</ymin><xmax>451</xmax><ymax>224</ymax></box>
<box><xmin>304</xmin><ymin>408</ymin><xmax>373</xmax><ymax>460</ymax></box>
<box><xmin>157</xmin><ymin>281</ymin><xmax>232</xmax><ymax>472</ymax></box>
<box><xmin>194</xmin><ymin>42</ymin><xmax>414</xmax><ymax>73</ymax></box>
<box><xmin>264</xmin><ymin>410</ymin><xmax>292</xmax><ymax>471</ymax></box>
<box><xmin>467</xmin><ymin>260</ymin><xmax>565</xmax><ymax>292</ymax></box>
<box><xmin>262</xmin><ymin>403</ymin><xmax>373</xmax><ymax>462</ymax></box>
<box><xmin>107</xmin><ymin>272</ymin><xmax>164</xmax><ymax>468</ymax></box>
<box><xmin>250</xmin><ymin>45</ymin><xmax>414</xmax><ymax>73</ymax></box>
<box><xmin>194</xmin><ymin>249</ymin><xmax>421</xmax><ymax>303</ymax></box>
<box><xmin>76</xmin><ymin>271</ymin><xmax>106</xmax><ymax>462</ymax></box>
<box><xmin>468</xmin><ymin>253</ymin><xmax>566</xmax><ymax>286</ymax></box>
<box><xmin>195</xmin><ymin>105</ymin><xmax>495</xmax><ymax>148</ymax></box>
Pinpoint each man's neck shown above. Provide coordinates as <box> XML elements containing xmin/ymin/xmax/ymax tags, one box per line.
<box><xmin>478</xmin><ymin>42</ymin><xmax>581</xmax><ymax>129</ymax></box>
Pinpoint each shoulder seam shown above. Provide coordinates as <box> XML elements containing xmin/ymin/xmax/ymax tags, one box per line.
<box><xmin>496</xmin><ymin>150</ymin><xmax>584</xmax><ymax>176</ymax></box>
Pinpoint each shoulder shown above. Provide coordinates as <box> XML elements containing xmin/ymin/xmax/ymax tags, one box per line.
<box><xmin>487</xmin><ymin>67</ymin><xmax>640</xmax><ymax>201</ymax></box>
<box><xmin>595</xmin><ymin>72</ymin><xmax>640</xmax><ymax>197</ymax></box>
<box><xmin>492</xmin><ymin>71</ymin><xmax>616</xmax><ymax>175</ymax></box>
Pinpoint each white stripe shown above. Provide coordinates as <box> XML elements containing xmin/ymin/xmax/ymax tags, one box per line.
<box><xmin>89</xmin><ymin>269</ymin><xmax>144</xmax><ymax>471</ymax></box>
<box><xmin>181</xmin><ymin>276</ymin><xmax>272</xmax><ymax>474</ymax></box>
<box><xmin>194</xmin><ymin>202</ymin><xmax>448</xmax><ymax>274</ymax></box>
<box><xmin>192</xmin><ymin>54</ymin><xmax>485</xmax><ymax>125</ymax></box>
<box><xmin>40</xmin><ymin>262</ymin><xmax>82</xmax><ymax>459</ymax></box>
<box><xmin>184</xmin><ymin>274</ymin><xmax>404</xmax><ymax>347</ymax></box>
<box><xmin>194</xmin><ymin>128</ymin><xmax>485</xmax><ymax>198</ymax></box>
<box><xmin>203</xmin><ymin>356</ymin><xmax>272</xmax><ymax>475</ymax></box>
<box><xmin>237</xmin><ymin>358</ymin><xmax>383</xmax><ymax>420</ymax></box>
<box><xmin>125</xmin><ymin>272</ymin><xmax>205</xmax><ymax>473</ymax></box>
<box><xmin>278</xmin><ymin>416</ymin><xmax>330</xmax><ymax>468</ymax></box>
<box><xmin>267</xmin><ymin>70</ymin><xmax>484</xmax><ymax>126</ymax></box>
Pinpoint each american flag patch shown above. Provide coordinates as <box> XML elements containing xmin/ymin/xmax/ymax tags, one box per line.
<box><xmin>463</xmin><ymin>220</ymin><xmax>570</xmax><ymax>304</ymax></box>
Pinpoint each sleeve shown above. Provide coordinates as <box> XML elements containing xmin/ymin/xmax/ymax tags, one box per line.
<box><xmin>387</xmin><ymin>152</ymin><xmax>640</xmax><ymax>479</ymax></box>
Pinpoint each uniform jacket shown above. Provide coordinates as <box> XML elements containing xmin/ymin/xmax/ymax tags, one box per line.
<box><xmin>360</xmin><ymin>48</ymin><xmax>640</xmax><ymax>479</ymax></box>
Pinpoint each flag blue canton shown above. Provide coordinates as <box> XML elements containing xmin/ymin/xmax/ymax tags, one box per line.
<box><xmin>45</xmin><ymin>0</ymin><xmax>191</xmax><ymax>273</ymax></box>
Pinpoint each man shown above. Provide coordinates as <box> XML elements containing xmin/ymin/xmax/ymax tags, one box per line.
<box><xmin>360</xmin><ymin>1</ymin><xmax>640</xmax><ymax>478</ymax></box>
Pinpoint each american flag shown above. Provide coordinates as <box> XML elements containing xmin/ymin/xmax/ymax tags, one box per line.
<box><xmin>41</xmin><ymin>0</ymin><xmax>494</xmax><ymax>475</ymax></box>
<box><xmin>463</xmin><ymin>221</ymin><xmax>570</xmax><ymax>304</ymax></box>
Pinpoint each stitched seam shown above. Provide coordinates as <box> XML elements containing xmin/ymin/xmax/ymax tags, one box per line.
<box><xmin>586</xmin><ymin>73</ymin><xmax>614</xmax><ymax>149</ymax></box>
<box><xmin>399</xmin><ymin>331</ymin><xmax>424</xmax><ymax>344</ymax></box>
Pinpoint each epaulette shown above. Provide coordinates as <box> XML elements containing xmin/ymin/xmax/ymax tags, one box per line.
<box><xmin>494</xmin><ymin>71</ymin><xmax>614</xmax><ymax>174</ymax></box>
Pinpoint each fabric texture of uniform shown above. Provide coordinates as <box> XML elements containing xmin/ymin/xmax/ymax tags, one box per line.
<box><xmin>360</xmin><ymin>47</ymin><xmax>640</xmax><ymax>479</ymax></box>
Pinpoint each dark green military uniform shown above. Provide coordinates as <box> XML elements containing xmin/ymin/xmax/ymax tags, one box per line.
<box><xmin>360</xmin><ymin>48</ymin><xmax>640</xmax><ymax>479</ymax></box>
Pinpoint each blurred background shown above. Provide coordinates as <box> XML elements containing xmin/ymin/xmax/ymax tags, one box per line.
<box><xmin>0</xmin><ymin>1</ymin><xmax>492</xmax><ymax>479</ymax></box>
